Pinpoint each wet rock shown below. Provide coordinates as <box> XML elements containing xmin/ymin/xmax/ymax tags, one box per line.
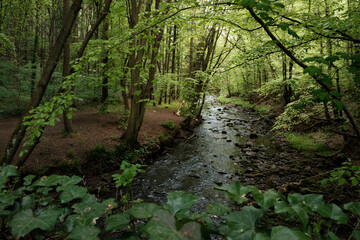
<box><xmin>226</xmin><ymin>139</ymin><xmax>232</xmax><ymax>142</ymax></box>
<box><xmin>245</xmin><ymin>167</ymin><xmax>253</xmax><ymax>173</ymax></box>
<box><xmin>226</xmin><ymin>123</ymin><xmax>234</xmax><ymax>127</ymax></box>
<box><xmin>221</xmin><ymin>130</ymin><xmax>227</xmax><ymax>134</ymax></box>
<box><xmin>214</xmin><ymin>180</ymin><xmax>223</xmax><ymax>185</ymax></box>
<box><xmin>190</xmin><ymin>174</ymin><xmax>201</xmax><ymax>179</ymax></box>
<box><xmin>250</xmin><ymin>132</ymin><xmax>258</xmax><ymax>139</ymax></box>
<box><xmin>270</xmin><ymin>164</ymin><xmax>279</xmax><ymax>174</ymax></box>
<box><xmin>245</xmin><ymin>151</ymin><xmax>255</xmax><ymax>156</ymax></box>
<box><xmin>229</xmin><ymin>155</ymin><xmax>235</xmax><ymax>160</ymax></box>
<box><xmin>213</xmin><ymin>155</ymin><xmax>218</xmax><ymax>157</ymax></box>
<box><xmin>222</xmin><ymin>136</ymin><xmax>227</xmax><ymax>139</ymax></box>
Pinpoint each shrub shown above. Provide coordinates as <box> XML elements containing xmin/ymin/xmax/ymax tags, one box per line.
<box><xmin>161</xmin><ymin>120</ymin><xmax>175</xmax><ymax>131</ymax></box>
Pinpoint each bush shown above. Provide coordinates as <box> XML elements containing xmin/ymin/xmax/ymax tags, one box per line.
<box><xmin>161</xmin><ymin>120</ymin><xmax>175</xmax><ymax>131</ymax></box>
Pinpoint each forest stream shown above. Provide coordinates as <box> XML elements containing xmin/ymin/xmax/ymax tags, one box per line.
<box><xmin>131</xmin><ymin>97</ymin><xmax>338</xmax><ymax>210</ymax></box>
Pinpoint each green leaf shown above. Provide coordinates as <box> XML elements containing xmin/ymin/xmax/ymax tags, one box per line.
<box><xmin>303</xmin><ymin>194</ymin><xmax>324</xmax><ymax>211</ymax></box>
<box><xmin>105</xmin><ymin>213</ymin><xmax>130</xmax><ymax>231</ymax></box>
<box><xmin>274</xmin><ymin>201</ymin><xmax>310</xmax><ymax>228</ymax></box>
<box><xmin>354</xmin><ymin>75</ymin><xmax>360</xmax><ymax>83</ymax></box>
<box><xmin>59</xmin><ymin>185</ymin><xmax>88</xmax><ymax>203</ymax></box>
<box><xmin>344</xmin><ymin>202</ymin><xmax>360</xmax><ymax>216</ymax></box>
<box><xmin>67</xmin><ymin>226</ymin><xmax>100</xmax><ymax>240</ymax></box>
<box><xmin>288</xmin><ymin>29</ymin><xmax>299</xmax><ymax>38</ymax></box>
<box><xmin>332</xmin><ymin>99</ymin><xmax>345</xmax><ymax>111</ymax></box>
<box><xmin>0</xmin><ymin>194</ymin><xmax>20</xmax><ymax>214</ymax></box>
<box><xmin>330</xmin><ymin>91</ymin><xmax>341</xmax><ymax>98</ymax></box>
<box><xmin>10</xmin><ymin>208</ymin><xmax>61</xmax><ymax>238</ymax></box>
<box><xmin>293</xmin><ymin>103</ymin><xmax>306</xmax><ymax>110</ymax></box>
<box><xmin>23</xmin><ymin>175</ymin><xmax>36</xmax><ymax>186</ymax></box>
<box><xmin>72</xmin><ymin>195</ymin><xmax>106</xmax><ymax>219</ymax></box>
<box><xmin>325</xmin><ymin>55</ymin><xmax>340</xmax><ymax>64</ymax></box>
<box><xmin>206</xmin><ymin>202</ymin><xmax>231</xmax><ymax>216</ymax></box>
<box><xmin>242</xmin><ymin>0</ymin><xmax>256</xmax><ymax>8</ymax></box>
<box><xmin>278</xmin><ymin>23</ymin><xmax>289</xmax><ymax>31</ymax></box>
<box><xmin>271</xmin><ymin>226</ymin><xmax>310</xmax><ymax>239</ymax></box>
<box><xmin>164</xmin><ymin>191</ymin><xmax>201</xmax><ymax>220</ymax></box>
<box><xmin>353</xmin><ymin>230</ymin><xmax>360</xmax><ymax>240</ymax></box>
<box><xmin>56</xmin><ymin>175</ymin><xmax>83</xmax><ymax>191</ymax></box>
<box><xmin>223</xmin><ymin>206</ymin><xmax>263</xmax><ymax>239</ymax></box>
<box><xmin>0</xmin><ymin>165</ymin><xmax>18</xmax><ymax>190</ymax></box>
<box><xmin>316</xmin><ymin>204</ymin><xmax>348</xmax><ymax>224</ymax></box>
<box><xmin>127</xmin><ymin>202</ymin><xmax>161</xmax><ymax>218</ymax></box>
<box><xmin>304</xmin><ymin>66</ymin><xmax>322</xmax><ymax>76</ymax></box>
<box><xmin>215</xmin><ymin>182</ymin><xmax>258</xmax><ymax>204</ymax></box>
<box><xmin>273</xmin><ymin>2</ymin><xmax>285</xmax><ymax>8</ymax></box>
<box><xmin>254</xmin><ymin>233</ymin><xmax>270</xmax><ymax>240</ymax></box>
<box><xmin>328</xmin><ymin>232</ymin><xmax>339</xmax><ymax>240</ymax></box>
<box><xmin>256</xmin><ymin>2</ymin><xmax>271</xmax><ymax>11</ymax></box>
<box><xmin>144</xmin><ymin>209</ymin><xmax>201</xmax><ymax>240</ymax></box>
<box><xmin>253</xmin><ymin>189</ymin><xmax>282</xmax><ymax>211</ymax></box>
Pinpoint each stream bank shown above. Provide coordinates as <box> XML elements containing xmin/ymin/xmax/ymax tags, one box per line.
<box><xmin>132</xmin><ymin>97</ymin><xmax>358</xmax><ymax>210</ymax></box>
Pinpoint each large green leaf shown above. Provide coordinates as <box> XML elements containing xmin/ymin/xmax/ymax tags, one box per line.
<box><xmin>271</xmin><ymin>226</ymin><xmax>310</xmax><ymax>240</ymax></box>
<box><xmin>59</xmin><ymin>185</ymin><xmax>88</xmax><ymax>203</ymax></box>
<box><xmin>0</xmin><ymin>194</ymin><xmax>20</xmax><ymax>215</ymax></box>
<box><xmin>215</xmin><ymin>182</ymin><xmax>258</xmax><ymax>204</ymax></box>
<box><xmin>253</xmin><ymin>189</ymin><xmax>282</xmax><ymax>211</ymax></box>
<box><xmin>164</xmin><ymin>191</ymin><xmax>201</xmax><ymax>220</ymax></box>
<box><xmin>31</xmin><ymin>175</ymin><xmax>68</xmax><ymax>187</ymax></box>
<box><xmin>67</xmin><ymin>225</ymin><xmax>100</xmax><ymax>240</ymax></box>
<box><xmin>144</xmin><ymin>209</ymin><xmax>201</xmax><ymax>240</ymax></box>
<box><xmin>105</xmin><ymin>213</ymin><xmax>130</xmax><ymax>231</ymax></box>
<box><xmin>206</xmin><ymin>202</ymin><xmax>230</xmax><ymax>216</ymax></box>
<box><xmin>0</xmin><ymin>165</ymin><xmax>18</xmax><ymax>190</ymax></box>
<box><xmin>10</xmin><ymin>208</ymin><xmax>61</xmax><ymax>238</ymax></box>
<box><xmin>127</xmin><ymin>202</ymin><xmax>161</xmax><ymax>218</ymax></box>
<box><xmin>316</xmin><ymin>204</ymin><xmax>348</xmax><ymax>224</ymax></box>
<box><xmin>344</xmin><ymin>202</ymin><xmax>360</xmax><ymax>216</ymax></box>
<box><xmin>254</xmin><ymin>233</ymin><xmax>270</xmax><ymax>240</ymax></box>
<box><xmin>72</xmin><ymin>194</ymin><xmax>107</xmax><ymax>219</ymax></box>
<box><xmin>274</xmin><ymin>202</ymin><xmax>310</xmax><ymax>228</ymax></box>
<box><xmin>304</xmin><ymin>66</ymin><xmax>322</xmax><ymax>77</ymax></box>
<box><xmin>56</xmin><ymin>175</ymin><xmax>83</xmax><ymax>191</ymax></box>
<box><xmin>223</xmin><ymin>206</ymin><xmax>263</xmax><ymax>239</ymax></box>
<box><xmin>353</xmin><ymin>230</ymin><xmax>360</xmax><ymax>240</ymax></box>
<box><xmin>303</xmin><ymin>194</ymin><xmax>324</xmax><ymax>211</ymax></box>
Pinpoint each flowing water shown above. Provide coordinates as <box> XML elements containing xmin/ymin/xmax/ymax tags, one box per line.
<box><xmin>132</xmin><ymin>97</ymin><xmax>280</xmax><ymax>210</ymax></box>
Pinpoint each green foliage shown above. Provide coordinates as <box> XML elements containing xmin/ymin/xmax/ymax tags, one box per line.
<box><xmin>161</xmin><ymin>120</ymin><xmax>175</xmax><ymax>131</ymax></box>
<box><xmin>0</xmin><ymin>165</ymin><xmax>116</xmax><ymax>240</ymax></box>
<box><xmin>2</xmin><ymin>168</ymin><xmax>360</xmax><ymax>239</ymax></box>
<box><xmin>322</xmin><ymin>161</ymin><xmax>360</xmax><ymax>187</ymax></box>
<box><xmin>218</xmin><ymin>96</ymin><xmax>254</xmax><ymax>108</ymax></box>
<box><xmin>286</xmin><ymin>133</ymin><xmax>329</xmax><ymax>152</ymax></box>
<box><xmin>112</xmin><ymin>161</ymin><xmax>146</xmax><ymax>203</ymax></box>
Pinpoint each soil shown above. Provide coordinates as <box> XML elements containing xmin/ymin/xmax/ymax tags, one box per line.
<box><xmin>0</xmin><ymin>104</ymin><xmax>185</xmax><ymax>175</ymax></box>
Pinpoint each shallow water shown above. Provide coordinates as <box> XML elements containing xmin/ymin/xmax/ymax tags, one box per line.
<box><xmin>132</xmin><ymin>97</ymin><xmax>277</xmax><ymax>210</ymax></box>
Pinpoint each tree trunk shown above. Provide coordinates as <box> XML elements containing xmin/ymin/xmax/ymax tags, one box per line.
<box><xmin>101</xmin><ymin>17</ymin><xmax>109</xmax><ymax>104</ymax></box>
<box><xmin>62</xmin><ymin>0</ymin><xmax>74</xmax><ymax>135</ymax></box>
<box><xmin>0</xmin><ymin>0</ymin><xmax>83</xmax><ymax>166</ymax></box>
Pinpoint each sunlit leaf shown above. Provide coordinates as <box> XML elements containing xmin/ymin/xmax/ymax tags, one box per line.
<box><xmin>164</xmin><ymin>191</ymin><xmax>201</xmax><ymax>220</ymax></box>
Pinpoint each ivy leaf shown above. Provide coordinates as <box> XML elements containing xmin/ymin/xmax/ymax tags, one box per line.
<box><xmin>316</xmin><ymin>204</ymin><xmax>348</xmax><ymax>224</ymax></box>
<box><xmin>206</xmin><ymin>202</ymin><xmax>231</xmax><ymax>216</ymax></box>
<box><xmin>59</xmin><ymin>185</ymin><xmax>88</xmax><ymax>203</ymax></box>
<box><xmin>144</xmin><ymin>209</ymin><xmax>201</xmax><ymax>240</ymax></box>
<box><xmin>253</xmin><ymin>189</ymin><xmax>282</xmax><ymax>211</ymax></box>
<box><xmin>303</xmin><ymin>194</ymin><xmax>324</xmax><ymax>211</ymax></box>
<box><xmin>352</xmin><ymin>230</ymin><xmax>360</xmax><ymax>240</ymax></box>
<box><xmin>0</xmin><ymin>165</ymin><xmax>18</xmax><ymax>190</ymax></box>
<box><xmin>223</xmin><ymin>206</ymin><xmax>263</xmax><ymax>239</ymax></box>
<box><xmin>72</xmin><ymin>195</ymin><xmax>106</xmax><ymax>219</ymax></box>
<box><xmin>271</xmin><ymin>226</ymin><xmax>310</xmax><ymax>239</ymax></box>
<box><xmin>328</xmin><ymin>232</ymin><xmax>340</xmax><ymax>240</ymax></box>
<box><xmin>67</xmin><ymin>225</ymin><xmax>100</xmax><ymax>240</ymax></box>
<box><xmin>274</xmin><ymin>201</ymin><xmax>310</xmax><ymax>229</ymax></box>
<box><xmin>126</xmin><ymin>202</ymin><xmax>161</xmax><ymax>218</ymax></box>
<box><xmin>215</xmin><ymin>182</ymin><xmax>258</xmax><ymax>204</ymax></box>
<box><xmin>105</xmin><ymin>213</ymin><xmax>130</xmax><ymax>231</ymax></box>
<box><xmin>10</xmin><ymin>208</ymin><xmax>61</xmax><ymax>238</ymax></box>
<box><xmin>23</xmin><ymin>175</ymin><xmax>36</xmax><ymax>186</ymax></box>
<box><xmin>0</xmin><ymin>194</ymin><xmax>20</xmax><ymax>214</ymax></box>
<box><xmin>304</xmin><ymin>66</ymin><xmax>322</xmax><ymax>76</ymax></box>
<box><xmin>164</xmin><ymin>191</ymin><xmax>201</xmax><ymax>220</ymax></box>
<box><xmin>344</xmin><ymin>202</ymin><xmax>360</xmax><ymax>216</ymax></box>
<box><xmin>254</xmin><ymin>233</ymin><xmax>270</xmax><ymax>239</ymax></box>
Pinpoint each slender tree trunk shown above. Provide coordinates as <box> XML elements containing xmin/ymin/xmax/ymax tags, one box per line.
<box><xmin>1</xmin><ymin>0</ymin><xmax>83</xmax><ymax>166</ymax></box>
<box><xmin>62</xmin><ymin>0</ymin><xmax>74</xmax><ymax>135</ymax></box>
<box><xmin>101</xmin><ymin>17</ymin><xmax>109</xmax><ymax>103</ymax></box>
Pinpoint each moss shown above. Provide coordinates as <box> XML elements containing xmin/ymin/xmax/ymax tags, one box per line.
<box><xmin>255</xmin><ymin>105</ymin><xmax>272</xmax><ymax>114</ymax></box>
<box><xmin>286</xmin><ymin>133</ymin><xmax>335</xmax><ymax>155</ymax></box>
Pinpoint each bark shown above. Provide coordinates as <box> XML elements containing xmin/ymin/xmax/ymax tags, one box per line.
<box><xmin>247</xmin><ymin>6</ymin><xmax>360</xmax><ymax>141</ymax></box>
<box><xmin>1</xmin><ymin>0</ymin><xmax>83</xmax><ymax>166</ymax></box>
<box><xmin>101</xmin><ymin>17</ymin><xmax>109</xmax><ymax>103</ymax></box>
<box><xmin>14</xmin><ymin>0</ymin><xmax>112</xmax><ymax>167</ymax></box>
<box><xmin>62</xmin><ymin>0</ymin><xmax>74</xmax><ymax>135</ymax></box>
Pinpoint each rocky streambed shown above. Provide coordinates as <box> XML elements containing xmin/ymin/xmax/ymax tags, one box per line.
<box><xmin>132</xmin><ymin>98</ymin><xmax>355</xmax><ymax>209</ymax></box>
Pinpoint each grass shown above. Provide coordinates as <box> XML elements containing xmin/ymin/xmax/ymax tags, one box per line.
<box><xmin>255</xmin><ymin>105</ymin><xmax>273</xmax><ymax>114</ymax></box>
<box><xmin>286</xmin><ymin>133</ymin><xmax>335</xmax><ymax>155</ymax></box>
<box><xmin>218</xmin><ymin>96</ymin><xmax>254</xmax><ymax>108</ymax></box>
<box><xmin>158</xmin><ymin>101</ymin><xmax>181</xmax><ymax>111</ymax></box>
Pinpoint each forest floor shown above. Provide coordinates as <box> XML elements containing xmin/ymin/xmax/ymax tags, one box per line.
<box><xmin>0</xmin><ymin>104</ymin><xmax>186</xmax><ymax>176</ymax></box>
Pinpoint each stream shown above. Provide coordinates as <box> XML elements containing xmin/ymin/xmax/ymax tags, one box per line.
<box><xmin>132</xmin><ymin>97</ymin><xmax>313</xmax><ymax>210</ymax></box>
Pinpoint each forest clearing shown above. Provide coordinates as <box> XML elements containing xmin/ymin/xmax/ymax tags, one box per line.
<box><xmin>1</xmin><ymin>0</ymin><xmax>360</xmax><ymax>239</ymax></box>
